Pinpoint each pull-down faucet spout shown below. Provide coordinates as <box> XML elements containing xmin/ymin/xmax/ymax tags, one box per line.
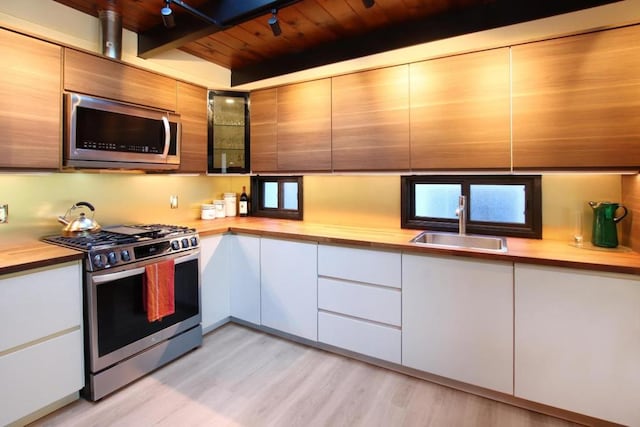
<box><xmin>456</xmin><ymin>195</ymin><xmax>466</xmax><ymax>235</ymax></box>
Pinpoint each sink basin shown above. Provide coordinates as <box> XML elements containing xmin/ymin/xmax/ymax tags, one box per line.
<box><xmin>410</xmin><ymin>231</ymin><xmax>507</xmax><ymax>252</ymax></box>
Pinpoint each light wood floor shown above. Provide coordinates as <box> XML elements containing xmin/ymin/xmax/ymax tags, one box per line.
<box><xmin>31</xmin><ymin>324</ymin><xmax>580</xmax><ymax>427</ymax></box>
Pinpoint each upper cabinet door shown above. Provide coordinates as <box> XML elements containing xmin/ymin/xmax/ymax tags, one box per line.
<box><xmin>176</xmin><ymin>82</ymin><xmax>207</xmax><ymax>174</ymax></box>
<box><xmin>64</xmin><ymin>49</ymin><xmax>177</xmax><ymax>112</ymax></box>
<box><xmin>512</xmin><ymin>25</ymin><xmax>640</xmax><ymax>169</ymax></box>
<box><xmin>0</xmin><ymin>30</ymin><xmax>61</xmax><ymax>169</ymax></box>
<box><xmin>277</xmin><ymin>79</ymin><xmax>332</xmax><ymax>172</ymax></box>
<box><xmin>249</xmin><ymin>88</ymin><xmax>278</xmax><ymax>172</ymax></box>
<box><xmin>332</xmin><ymin>66</ymin><xmax>410</xmax><ymax>171</ymax></box>
<box><xmin>410</xmin><ymin>48</ymin><xmax>511</xmax><ymax>171</ymax></box>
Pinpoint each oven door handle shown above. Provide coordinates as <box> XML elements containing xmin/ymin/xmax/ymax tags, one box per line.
<box><xmin>92</xmin><ymin>267</ymin><xmax>146</xmax><ymax>284</ymax></box>
<box><xmin>174</xmin><ymin>251</ymin><xmax>200</xmax><ymax>265</ymax></box>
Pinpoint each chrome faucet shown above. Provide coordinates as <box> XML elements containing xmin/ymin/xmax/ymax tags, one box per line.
<box><xmin>456</xmin><ymin>195</ymin><xmax>466</xmax><ymax>235</ymax></box>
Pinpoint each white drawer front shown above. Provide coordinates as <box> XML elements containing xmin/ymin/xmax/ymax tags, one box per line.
<box><xmin>318</xmin><ymin>244</ymin><xmax>401</xmax><ymax>288</ymax></box>
<box><xmin>318</xmin><ymin>311</ymin><xmax>401</xmax><ymax>364</ymax></box>
<box><xmin>0</xmin><ymin>262</ymin><xmax>82</xmax><ymax>353</ymax></box>
<box><xmin>0</xmin><ymin>330</ymin><xmax>84</xmax><ymax>426</ymax></box>
<box><xmin>318</xmin><ymin>277</ymin><xmax>401</xmax><ymax>326</ymax></box>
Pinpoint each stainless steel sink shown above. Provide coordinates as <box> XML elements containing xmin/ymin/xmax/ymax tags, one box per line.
<box><xmin>410</xmin><ymin>231</ymin><xmax>507</xmax><ymax>252</ymax></box>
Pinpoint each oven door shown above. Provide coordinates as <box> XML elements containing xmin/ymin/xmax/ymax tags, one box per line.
<box><xmin>85</xmin><ymin>250</ymin><xmax>201</xmax><ymax>373</ymax></box>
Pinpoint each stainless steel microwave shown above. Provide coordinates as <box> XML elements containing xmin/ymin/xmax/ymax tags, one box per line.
<box><xmin>64</xmin><ymin>93</ymin><xmax>181</xmax><ymax>170</ymax></box>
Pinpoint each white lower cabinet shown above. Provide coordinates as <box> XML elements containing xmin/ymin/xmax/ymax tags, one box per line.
<box><xmin>200</xmin><ymin>234</ymin><xmax>230</xmax><ymax>332</ymax></box>
<box><xmin>229</xmin><ymin>234</ymin><xmax>261</xmax><ymax>324</ymax></box>
<box><xmin>0</xmin><ymin>261</ymin><xmax>84</xmax><ymax>426</ymax></box>
<box><xmin>317</xmin><ymin>244</ymin><xmax>402</xmax><ymax>363</ymax></box>
<box><xmin>260</xmin><ymin>238</ymin><xmax>317</xmax><ymax>340</ymax></box>
<box><xmin>402</xmin><ymin>254</ymin><xmax>513</xmax><ymax>394</ymax></box>
<box><xmin>515</xmin><ymin>264</ymin><xmax>640</xmax><ymax>426</ymax></box>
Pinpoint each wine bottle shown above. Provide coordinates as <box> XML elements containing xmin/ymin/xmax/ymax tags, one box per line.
<box><xmin>239</xmin><ymin>186</ymin><xmax>249</xmax><ymax>217</ymax></box>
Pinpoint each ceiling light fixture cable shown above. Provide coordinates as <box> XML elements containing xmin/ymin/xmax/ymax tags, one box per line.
<box><xmin>159</xmin><ymin>0</ymin><xmax>225</xmax><ymax>29</ymax></box>
<box><xmin>268</xmin><ymin>9</ymin><xmax>282</xmax><ymax>37</ymax></box>
<box><xmin>362</xmin><ymin>0</ymin><xmax>375</xmax><ymax>8</ymax></box>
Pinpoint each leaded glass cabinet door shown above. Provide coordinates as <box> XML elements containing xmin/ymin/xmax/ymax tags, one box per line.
<box><xmin>207</xmin><ymin>90</ymin><xmax>250</xmax><ymax>173</ymax></box>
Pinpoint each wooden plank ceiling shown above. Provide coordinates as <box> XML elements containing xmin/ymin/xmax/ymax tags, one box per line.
<box><xmin>54</xmin><ymin>0</ymin><xmax>619</xmax><ymax>85</ymax></box>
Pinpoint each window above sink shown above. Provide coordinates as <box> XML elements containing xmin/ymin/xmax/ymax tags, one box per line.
<box><xmin>401</xmin><ymin>175</ymin><xmax>542</xmax><ymax>239</ymax></box>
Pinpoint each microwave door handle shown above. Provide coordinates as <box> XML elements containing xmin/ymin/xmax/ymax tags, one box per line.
<box><xmin>92</xmin><ymin>267</ymin><xmax>146</xmax><ymax>284</ymax></box>
<box><xmin>161</xmin><ymin>115</ymin><xmax>171</xmax><ymax>158</ymax></box>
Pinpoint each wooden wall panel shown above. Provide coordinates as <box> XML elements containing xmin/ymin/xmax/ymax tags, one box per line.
<box><xmin>0</xmin><ymin>29</ymin><xmax>61</xmax><ymax>169</ymax></box>
<box><xmin>176</xmin><ymin>82</ymin><xmax>207</xmax><ymax>173</ymax></box>
<box><xmin>277</xmin><ymin>79</ymin><xmax>332</xmax><ymax>172</ymax></box>
<box><xmin>512</xmin><ymin>25</ymin><xmax>640</xmax><ymax>169</ymax></box>
<box><xmin>332</xmin><ymin>66</ymin><xmax>410</xmax><ymax>171</ymax></box>
<box><xmin>410</xmin><ymin>48</ymin><xmax>511</xmax><ymax>170</ymax></box>
<box><xmin>250</xmin><ymin>88</ymin><xmax>278</xmax><ymax>172</ymax></box>
<box><xmin>64</xmin><ymin>48</ymin><xmax>177</xmax><ymax>111</ymax></box>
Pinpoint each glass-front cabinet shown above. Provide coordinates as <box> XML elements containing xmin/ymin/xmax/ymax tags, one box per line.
<box><xmin>207</xmin><ymin>90</ymin><xmax>250</xmax><ymax>173</ymax></box>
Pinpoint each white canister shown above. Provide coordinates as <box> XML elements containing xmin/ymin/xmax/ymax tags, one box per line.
<box><xmin>214</xmin><ymin>200</ymin><xmax>226</xmax><ymax>218</ymax></box>
<box><xmin>201</xmin><ymin>204</ymin><xmax>216</xmax><ymax>220</ymax></box>
<box><xmin>224</xmin><ymin>192</ymin><xmax>237</xmax><ymax>217</ymax></box>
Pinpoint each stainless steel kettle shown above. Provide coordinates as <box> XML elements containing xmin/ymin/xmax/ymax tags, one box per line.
<box><xmin>58</xmin><ymin>201</ymin><xmax>101</xmax><ymax>236</ymax></box>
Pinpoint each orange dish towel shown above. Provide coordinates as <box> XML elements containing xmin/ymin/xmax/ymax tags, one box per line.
<box><xmin>144</xmin><ymin>259</ymin><xmax>175</xmax><ymax>322</ymax></box>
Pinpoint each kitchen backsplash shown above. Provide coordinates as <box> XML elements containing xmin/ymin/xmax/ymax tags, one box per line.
<box><xmin>0</xmin><ymin>172</ymin><xmax>624</xmax><ymax>245</ymax></box>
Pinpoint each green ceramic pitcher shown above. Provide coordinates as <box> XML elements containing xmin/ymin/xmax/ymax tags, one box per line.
<box><xmin>589</xmin><ymin>201</ymin><xmax>628</xmax><ymax>248</ymax></box>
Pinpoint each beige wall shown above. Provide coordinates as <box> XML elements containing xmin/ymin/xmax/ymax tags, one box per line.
<box><xmin>1</xmin><ymin>172</ymin><xmax>621</xmax><ymax>245</ymax></box>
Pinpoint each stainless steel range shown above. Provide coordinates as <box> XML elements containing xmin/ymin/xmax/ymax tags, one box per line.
<box><xmin>44</xmin><ymin>224</ymin><xmax>202</xmax><ymax>401</ymax></box>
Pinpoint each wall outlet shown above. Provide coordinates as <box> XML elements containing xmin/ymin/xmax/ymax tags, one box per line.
<box><xmin>0</xmin><ymin>204</ymin><xmax>7</xmax><ymax>223</ymax></box>
<box><xmin>169</xmin><ymin>195</ymin><xmax>178</xmax><ymax>209</ymax></box>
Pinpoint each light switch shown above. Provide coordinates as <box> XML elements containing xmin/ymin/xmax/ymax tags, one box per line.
<box><xmin>0</xmin><ymin>204</ymin><xmax>7</xmax><ymax>223</ymax></box>
<box><xmin>170</xmin><ymin>195</ymin><xmax>178</xmax><ymax>209</ymax></box>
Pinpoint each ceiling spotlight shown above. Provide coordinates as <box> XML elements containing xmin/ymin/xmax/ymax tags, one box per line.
<box><xmin>362</xmin><ymin>0</ymin><xmax>375</xmax><ymax>8</ymax></box>
<box><xmin>161</xmin><ymin>0</ymin><xmax>176</xmax><ymax>28</ymax></box>
<box><xmin>268</xmin><ymin>9</ymin><xmax>281</xmax><ymax>37</ymax></box>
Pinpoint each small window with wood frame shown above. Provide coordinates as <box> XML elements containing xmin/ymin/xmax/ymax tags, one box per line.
<box><xmin>401</xmin><ymin>175</ymin><xmax>542</xmax><ymax>239</ymax></box>
<box><xmin>250</xmin><ymin>176</ymin><xmax>304</xmax><ymax>220</ymax></box>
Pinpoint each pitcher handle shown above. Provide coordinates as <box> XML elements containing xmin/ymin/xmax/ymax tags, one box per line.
<box><xmin>614</xmin><ymin>206</ymin><xmax>628</xmax><ymax>223</ymax></box>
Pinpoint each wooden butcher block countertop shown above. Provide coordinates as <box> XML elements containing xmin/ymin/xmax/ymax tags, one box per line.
<box><xmin>3</xmin><ymin>217</ymin><xmax>640</xmax><ymax>276</ymax></box>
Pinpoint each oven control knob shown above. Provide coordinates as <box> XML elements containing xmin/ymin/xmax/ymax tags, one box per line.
<box><xmin>107</xmin><ymin>252</ymin><xmax>118</xmax><ymax>265</ymax></box>
<box><xmin>181</xmin><ymin>238</ymin><xmax>189</xmax><ymax>248</ymax></box>
<box><xmin>121</xmin><ymin>250</ymin><xmax>131</xmax><ymax>262</ymax></box>
<box><xmin>171</xmin><ymin>240</ymin><xmax>181</xmax><ymax>251</ymax></box>
<box><xmin>190</xmin><ymin>236</ymin><xmax>198</xmax><ymax>247</ymax></box>
<box><xmin>93</xmin><ymin>254</ymin><xmax>104</xmax><ymax>269</ymax></box>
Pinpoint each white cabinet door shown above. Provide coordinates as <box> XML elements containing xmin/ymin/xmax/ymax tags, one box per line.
<box><xmin>515</xmin><ymin>264</ymin><xmax>640</xmax><ymax>426</ymax></box>
<box><xmin>402</xmin><ymin>254</ymin><xmax>513</xmax><ymax>394</ymax></box>
<box><xmin>261</xmin><ymin>238</ymin><xmax>317</xmax><ymax>341</ymax></box>
<box><xmin>229</xmin><ymin>234</ymin><xmax>261</xmax><ymax>324</ymax></box>
<box><xmin>200</xmin><ymin>235</ymin><xmax>230</xmax><ymax>332</ymax></box>
<box><xmin>0</xmin><ymin>262</ymin><xmax>82</xmax><ymax>353</ymax></box>
<box><xmin>0</xmin><ymin>330</ymin><xmax>83</xmax><ymax>426</ymax></box>
<box><xmin>318</xmin><ymin>244</ymin><xmax>401</xmax><ymax>288</ymax></box>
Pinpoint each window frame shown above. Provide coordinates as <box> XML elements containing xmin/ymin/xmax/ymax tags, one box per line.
<box><xmin>250</xmin><ymin>175</ymin><xmax>304</xmax><ymax>220</ymax></box>
<box><xmin>401</xmin><ymin>175</ymin><xmax>542</xmax><ymax>239</ymax></box>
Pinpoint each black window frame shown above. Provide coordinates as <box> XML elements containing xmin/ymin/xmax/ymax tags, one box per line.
<box><xmin>250</xmin><ymin>176</ymin><xmax>304</xmax><ymax>220</ymax></box>
<box><xmin>401</xmin><ymin>175</ymin><xmax>542</xmax><ymax>239</ymax></box>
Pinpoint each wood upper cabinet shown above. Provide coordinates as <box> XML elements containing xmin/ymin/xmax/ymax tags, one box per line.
<box><xmin>64</xmin><ymin>48</ymin><xmax>177</xmax><ymax>111</ymax></box>
<box><xmin>332</xmin><ymin>66</ymin><xmax>410</xmax><ymax>171</ymax></box>
<box><xmin>410</xmin><ymin>48</ymin><xmax>511</xmax><ymax>170</ymax></box>
<box><xmin>249</xmin><ymin>88</ymin><xmax>278</xmax><ymax>172</ymax></box>
<box><xmin>512</xmin><ymin>25</ymin><xmax>640</xmax><ymax>169</ymax></box>
<box><xmin>277</xmin><ymin>79</ymin><xmax>332</xmax><ymax>171</ymax></box>
<box><xmin>176</xmin><ymin>82</ymin><xmax>207</xmax><ymax>173</ymax></box>
<box><xmin>0</xmin><ymin>29</ymin><xmax>61</xmax><ymax>169</ymax></box>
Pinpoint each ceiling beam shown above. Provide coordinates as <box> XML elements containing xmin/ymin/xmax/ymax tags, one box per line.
<box><xmin>231</xmin><ymin>0</ymin><xmax>621</xmax><ymax>86</ymax></box>
<box><xmin>138</xmin><ymin>0</ymin><xmax>301</xmax><ymax>59</ymax></box>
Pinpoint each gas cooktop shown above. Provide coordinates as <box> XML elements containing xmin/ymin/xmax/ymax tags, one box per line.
<box><xmin>43</xmin><ymin>224</ymin><xmax>199</xmax><ymax>271</ymax></box>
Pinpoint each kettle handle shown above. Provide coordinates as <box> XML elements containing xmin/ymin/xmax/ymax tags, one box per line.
<box><xmin>614</xmin><ymin>206</ymin><xmax>628</xmax><ymax>223</ymax></box>
<box><xmin>74</xmin><ymin>201</ymin><xmax>95</xmax><ymax>212</ymax></box>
